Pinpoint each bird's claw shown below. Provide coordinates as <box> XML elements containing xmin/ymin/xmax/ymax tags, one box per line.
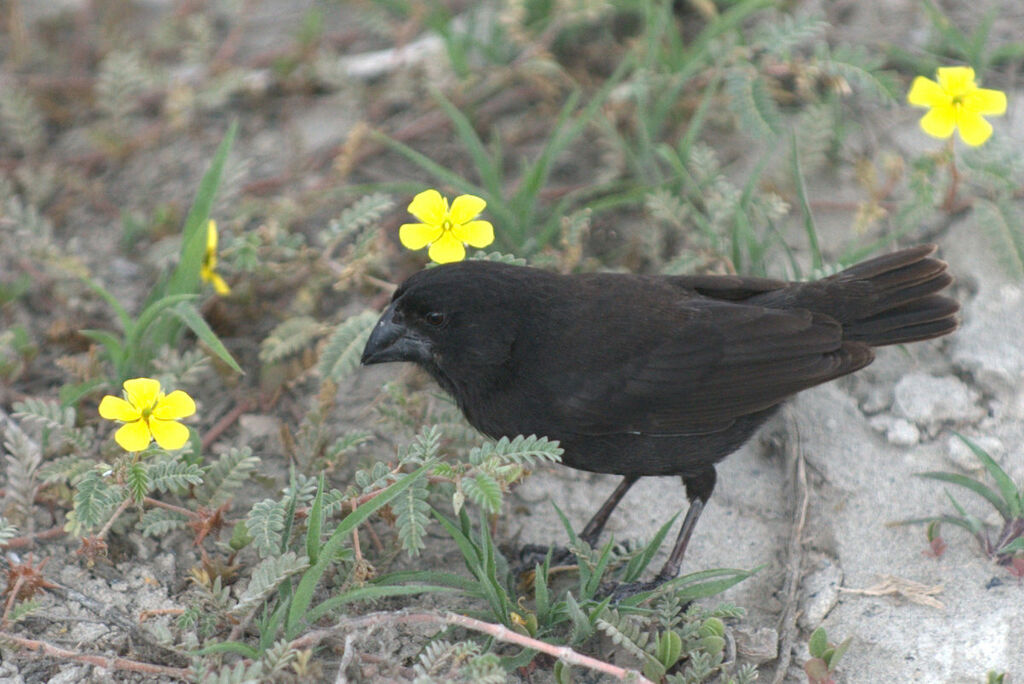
<box><xmin>599</xmin><ymin>578</ymin><xmax>672</xmax><ymax>602</ymax></box>
<box><xmin>516</xmin><ymin>543</ymin><xmax>577</xmax><ymax>570</ymax></box>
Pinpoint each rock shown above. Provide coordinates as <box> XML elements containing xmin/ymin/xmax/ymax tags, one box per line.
<box><xmin>892</xmin><ymin>373</ymin><xmax>984</xmax><ymax>426</ymax></box>
<box><xmin>945</xmin><ymin>434</ymin><xmax>1005</xmax><ymax>472</ymax></box>
<box><xmin>952</xmin><ymin>284</ymin><xmax>1024</xmax><ymax>396</ymax></box>
<box><xmin>733</xmin><ymin>626</ymin><xmax>778</xmax><ymax>664</ymax></box>
<box><xmin>799</xmin><ymin>559</ymin><xmax>844</xmax><ymax>630</ymax></box>
<box><xmin>869</xmin><ymin>415</ymin><xmax>921</xmax><ymax>446</ymax></box>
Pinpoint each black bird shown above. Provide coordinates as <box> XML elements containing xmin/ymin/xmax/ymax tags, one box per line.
<box><xmin>361</xmin><ymin>245</ymin><xmax>959</xmax><ymax>591</ymax></box>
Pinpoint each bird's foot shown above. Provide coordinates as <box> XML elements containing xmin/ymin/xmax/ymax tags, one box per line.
<box><xmin>598</xmin><ymin>578</ymin><xmax>666</xmax><ymax>602</ymax></box>
<box><xmin>516</xmin><ymin>542</ymin><xmax>577</xmax><ymax>571</ymax></box>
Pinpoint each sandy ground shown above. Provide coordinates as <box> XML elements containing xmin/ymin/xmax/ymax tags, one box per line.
<box><xmin>2</xmin><ymin>0</ymin><xmax>1023</xmax><ymax>682</ymax></box>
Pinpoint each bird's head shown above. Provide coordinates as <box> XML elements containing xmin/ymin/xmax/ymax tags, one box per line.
<box><xmin>361</xmin><ymin>261</ymin><xmax>544</xmax><ymax>383</ymax></box>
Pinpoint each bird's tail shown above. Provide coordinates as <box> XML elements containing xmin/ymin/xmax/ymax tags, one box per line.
<box><xmin>767</xmin><ymin>245</ymin><xmax>960</xmax><ymax>347</ymax></box>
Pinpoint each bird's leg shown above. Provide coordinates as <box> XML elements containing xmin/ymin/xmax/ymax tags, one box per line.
<box><xmin>579</xmin><ymin>474</ymin><xmax>639</xmax><ymax>547</ymax></box>
<box><xmin>518</xmin><ymin>474</ymin><xmax>639</xmax><ymax>570</ymax></box>
<box><xmin>654</xmin><ymin>468</ymin><xmax>716</xmax><ymax>583</ymax></box>
<box><xmin>606</xmin><ymin>467</ymin><xmax>717</xmax><ymax>601</ymax></box>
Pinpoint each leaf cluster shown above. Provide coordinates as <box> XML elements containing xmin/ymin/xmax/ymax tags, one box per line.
<box><xmin>903</xmin><ymin>433</ymin><xmax>1024</xmax><ymax>564</ymax></box>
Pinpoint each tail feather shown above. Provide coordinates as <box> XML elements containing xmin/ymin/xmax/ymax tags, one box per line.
<box><xmin>844</xmin><ymin>294</ymin><xmax>960</xmax><ymax>345</ymax></box>
<box><xmin>828</xmin><ymin>245</ymin><xmax>960</xmax><ymax>346</ymax></box>
<box><xmin>760</xmin><ymin>244</ymin><xmax>961</xmax><ymax>347</ymax></box>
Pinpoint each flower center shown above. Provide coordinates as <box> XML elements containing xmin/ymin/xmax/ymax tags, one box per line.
<box><xmin>441</xmin><ymin>219</ymin><xmax>454</xmax><ymax>232</ymax></box>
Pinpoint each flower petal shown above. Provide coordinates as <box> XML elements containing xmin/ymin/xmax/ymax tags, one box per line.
<box><xmin>153</xmin><ymin>390</ymin><xmax>196</xmax><ymax>420</ymax></box>
<box><xmin>919</xmin><ymin>105</ymin><xmax>957</xmax><ymax>140</ymax></box>
<box><xmin>907</xmin><ymin>76</ymin><xmax>949</xmax><ymax>108</ymax></box>
<box><xmin>210</xmin><ymin>272</ymin><xmax>231</xmax><ymax>295</ymax></box>
<box><xmin>449</xmin><ymin>194</ymin><xmax>486</xmax><ymax>225</ymax></box>
<box><xmin>115</xmin><ymin>420</ymin><xmax>152</xmax><ymax>452</ymax></box>
<box><xmin>963</xmin><ymin>87</ymin><xmax>1007</xmax><ymax>116</ymax></box>
<box><xmin>453</xmin><ymin>220</ymin><xmax>494</xmax><ymax>248</ymax></box>
<box><xmin>400</xmin><ymin>223</ymin><xmax>443</xmax><ymax>250</ymax></box>
<box><xmin>149</xmin><ymin>418</ymin><xmax>191</xmax><ymax>450</ymax></box>
<box><xmin>428</xmin><ymin>232</ymin><xmax>466</xmax><ymax>264</ymax></box>
<box><xmin>123</xmin><ymin>378</ymin><xmax>161</xmax><ymax>411</ymax></box>
<box><xmin>957</xmin><ymin>111</ymin><xmax>994</xmax><ymax>146</ymax></box>
<box><xmin>936</xmin><ymin>66</ymin><xmax>976</xmax><ymax>97</ymax></box>
<box><xmin>407</xmin><ymin>189</ymin><xmax>447</xmax><ymax>225</ymax></box>
<box><xmin>207</xmin><ymin>220</ymin><xmax>218</xmax><ymax>252</ymax></box>
<box><xmin>99</xmin><ymin>395</ymin><xmax>141</xmax><ymax>422</ymax></box>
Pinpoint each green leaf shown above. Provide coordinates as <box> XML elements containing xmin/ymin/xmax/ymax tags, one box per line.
<box><xmin>808</xmin><ymin>626</ymin><xmax>828</xmax><ymax>658</ymax></box>
<box><xmin>306</xmin><ymin>475</ymin><xmax>324</xmax><ymax>565</ymax></box>
<box><xmin>827</xmin><ymin>636</ymin><xmax>852</xmax><ymax>669</ymax></box>
<box><xmin>303</xmin><ymin>584</ymin><xmax>457</xmax><ymax>626</ymax></box>
<box><xmin>790</xmin><ymin>132</ymin><xmax>822</xmax><ymax>271</ymax></box>
<box><xmin>286</xmin><ymin>462</ymin><xmax>432</xmax><ymax>638</ymax></box>
<box><xmin>463</xmin><ymin>472</ymin><xmax>502</xmax><ymax>515</ymax></box>
<box><xmin>953</xmin><ymin>432</ymin><xmax>1022</xmax><ymax>517</ymax></box>
<box><xmin>318</xmin><ymin>311</ymin><xmax>378</xmax><ymax>382</ymax></box>
<box><xmin>917</xmin><ymin>471</ymin><xmax>1009</xmax><ymax>520</ymax></box>
<box><xmin>617</xmin><ymin>566</ymin><xmax>759</xmax><ymax>608</ymax></box>
<box><xmin>80</xmin><ymin>276</ymin><xmax>131</xmax><ymax>332</ymax></box>
<box><xmin>431</xmin><ymin>88</ymin><xmax>502</xmax><ymax>198</ymax></box>
<box><xmin>169</xmin><ymin>301</ymin><xmax>243</xmax><ymax>374</ymax></box>
<box><xmin>246</xmin><ymin>499</ymin><xmax>286</xmax><ymax>557</ymax></box>
<box><xmin>997</xmin><ymin>538</ymin><xmax>1024</xmax><ymax>555</ymax></box>
<box><xmin>126</xmin><ymin>462</ymin><xmax>151</xmax><ymax>502</ymax></box>
<box><xmin>373</xmin><ymin>569</ymin><xmax>482</xmax><ymax>595</ymax></box>
<box><xmin>196</xmin><ymin>640</ymin><xmax>261</xmax><ymax>659</ymax></box>
<box><xmin>80</xmin><ymin>329</ymin><xmax>125</xmax><ymax>366</ymax></box>
<box><xmin>166</xmin><ymin>121</ymin><xmax>238</xmax><ymax>298</ymax></box>
<box><xmin>621</xmin><ymin>512</ymin><xmax>679</xmax><ymax>582</ymax></box>
<box><xmin>565</xmin><ymin>592</ymin><xmax>593</xmax><ymax>643</ymax></box>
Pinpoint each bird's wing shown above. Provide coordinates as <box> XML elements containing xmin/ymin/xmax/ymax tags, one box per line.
<box><xmin>542</xmin><ymin>300</ymin><xmax>873</xmax><ymax>436</ymax></box>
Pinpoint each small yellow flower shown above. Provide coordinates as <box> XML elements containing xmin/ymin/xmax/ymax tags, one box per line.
<box><xmin>99</xmin><ymin>378</ymin><xmax>196</xmax><ymax>452</ymax></box>
<box><xmin>399</xmin><ymin>189</ymin><xmax>495</xmax><ymax>264</ymax></box>
<box><xmin>907</xmin><ymin>66</ymin><xmax>1007</xmax><ymax>146</ymax></box>
<box><xmin>200</xmin><ymin>220</ymin><xmax>231</xmax><ymax>295</ymax></box>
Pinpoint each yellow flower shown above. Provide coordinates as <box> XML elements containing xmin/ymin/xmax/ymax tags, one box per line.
<box><xmin>907</xmin><ymin>66</ymin><xmax>1007</xmax><ymax>146</ymax></box>
<box><xmin>399</xmin><ymin>189</ymin><xmax>495</xmax><ymax>264</ymax></box>
<box><xmin>99</xmin><ymin>378</ymin><xmax>196</xmax><ymax>452</ymax></box>
<box><xmin>200</xmin><ymin>220</ymin><xmax>231</xmax><ymax>295</ymax></box>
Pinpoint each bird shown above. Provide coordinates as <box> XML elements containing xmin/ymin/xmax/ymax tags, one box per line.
<box><xmin>361</xmin><ymin>244</ymin><xmax>959</xmax><ymax>594</ymax></box>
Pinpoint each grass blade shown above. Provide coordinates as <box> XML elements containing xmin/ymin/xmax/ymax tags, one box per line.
<box><xmin>917</xmin><ymin>471</ymin><xmax>1009</xmax><ymax>520</ymax></box>
<box><xmin>953</xmin><ymin>432</ymin><xmax>1022</xmax><ymax>517</ymax></box>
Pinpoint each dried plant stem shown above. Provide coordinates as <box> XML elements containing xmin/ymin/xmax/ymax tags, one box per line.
<box><xmin>291</xmin><ymin>609</ymin><xmax>653</xmax><ymax>683</ymax></box>
<box><xmin>772</xmin><ymin>421</ymin><xmax>810</xmax><ymax>684</ymax></box>
<box><xmin>1</xmin><ymin>527</ymin><xmax>66</xmax><ymax>549</ymax></box>
<box><xmin>202</xmin><ymin>398</ymin><xmax>253</xmax><ymax>450</ymax></box>
<box><xmin>0</xmin><ymin>631</ymin><xmax>191</xmax><ymax>679</ymax></box>
<box><xmin>96</xmin><ymin>497</ymin><xmax>133</xmax><ymax>540</ymax></box>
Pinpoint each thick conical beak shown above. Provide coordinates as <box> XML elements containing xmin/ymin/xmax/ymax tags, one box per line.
<box><xmin>361</xmin><ymin>303</ymin><xmax>432</xmax><ymax>365</ymax></box>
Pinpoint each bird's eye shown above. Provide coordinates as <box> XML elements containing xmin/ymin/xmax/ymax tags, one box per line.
<box><xmin>424</xmin><ymin>311</ymin><xmax>446</xmax><ymax>326</ymax></box>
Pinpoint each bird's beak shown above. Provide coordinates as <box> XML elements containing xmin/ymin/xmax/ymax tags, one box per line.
<box><xmin>361</xmin><ymin>303</ymin><xmax>432</xmax><ymax>366</ymax></box>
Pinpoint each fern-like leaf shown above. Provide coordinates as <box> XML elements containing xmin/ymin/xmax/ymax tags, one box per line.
<box><xmin>462</xmin><ymin>472</ymin><xmax>503</xmax><ymax>515</ymax></box>
<box><xmin>259</xmin><ymin>316</ymin><xmax>325</xmax><ymax>364</ymax></box>
<box><xmin>246</xmin><ymin>498</ymin><xmax>286</xmax><ymax>557</ymax></box>
<box><xmin>232</xmin><ymin>551</ymin><xmax>309</xmax><ymax>616</ymax></box>
<box><xmin>322</xmin><ymin>193</ymin><xmax>395</xmax><ymax>247</ymax></box>
<box><xmin>148</xmin><ymin>460</ymin><xmax>205</xmax><ymax>494</ymax></box>
<box><xmin>12</xmin><ymin>398</ymin><xmax>75</xmax><ymax>433</ymax></box>
<box><xmin>72</xmin><ymin>470</ymin><xmax>121</xmax><ymax>530</ymax></box>
<box><xmin>0</xmin><ymin>517</ymin><xmax>18</xmax><ymax>546</ymax></box>
<box><xmin>468</xmin><ymin>435</ymin><xmax>563</xmax><ymax>467</ymax></box>
<box><xmin>198</xmin><ymin>447</ymin><xmax>260</xmax><ymax>508</ymax></box>
<box><xmin>819</xmin><ymin>44</ymin><xmax>898</xmax><ymax>104</ymax></box>
<box><xmin>139</xmin><ymin>507</ymin><xmax>190</xmax><ymax>537</ymax></box>
<box><xmin>394</xmin><ymin>474</ymin><xmax>430</xmax><ymax>556</ymax></box>
<box><xmin>724</xmin><ymin>68</ymin><xmax>782</xmax><ymax>140</ymax></box>
<box><xmin>318</xmin><ymin>310</ymin><xmax>378</xmax><ymax>382</ymax></box>
<box><xmin>126</xmin><ymin>462</ymin><xmax>151</xmax><ymax>502</ymax></box>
